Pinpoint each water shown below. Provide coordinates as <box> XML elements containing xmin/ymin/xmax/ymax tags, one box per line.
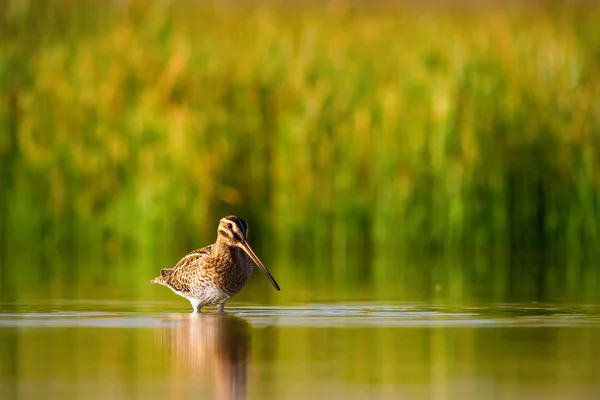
<box><xmin>1</xmin><ymin>301</ymin><xmax>599</xmax><ymax>399</ymax></box>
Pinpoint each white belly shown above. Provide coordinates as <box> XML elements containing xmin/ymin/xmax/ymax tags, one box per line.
<box><xmin>170</xmin><ymin>285</ymin><xmax>230</xmax><ymax>308</ymax></box>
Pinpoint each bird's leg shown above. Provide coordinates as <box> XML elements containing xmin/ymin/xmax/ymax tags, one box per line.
<box><xmin>190</xmin><ymin>299</ymin><xmax>202</xmax><ymax>314</ymax></box>
<box><xmin>217</xmin><ymin>302</ymin><xmax>226</xmax><ymax>312</ymax></box>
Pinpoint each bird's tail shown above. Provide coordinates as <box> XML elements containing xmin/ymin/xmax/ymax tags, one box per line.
<box><xmin>150</xmin><ymin>268</ymin><xmax>174</xmax><ymax>285</ymax></box>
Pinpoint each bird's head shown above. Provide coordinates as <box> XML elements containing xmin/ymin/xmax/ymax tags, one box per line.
<box><xmin>217</xmin><ymin>216</ymin><xmax>280</xmax><ymax>291</ymax></box>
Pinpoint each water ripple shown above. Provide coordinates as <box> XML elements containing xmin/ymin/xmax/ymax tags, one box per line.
<box><xmin>0</xmin><ymin>301</ymin><xmax>599</xmax><ymax>328</ymax></box>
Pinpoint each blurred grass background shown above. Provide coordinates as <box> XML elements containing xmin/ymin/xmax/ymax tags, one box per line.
<box><xmin>1</xmin><ymin>0</ymin><xmax>599</xmax><ymax>303</ymax></box>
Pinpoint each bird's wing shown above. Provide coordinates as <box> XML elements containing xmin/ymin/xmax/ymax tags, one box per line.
<box><xmin>159</xmin><ymin>245</ymin><xmax>213</xmax><ymax>291</ymax></box>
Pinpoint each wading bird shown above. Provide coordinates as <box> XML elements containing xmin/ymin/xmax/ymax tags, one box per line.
<box><xmin>150</xmin><ymin>216</ymin><xmax>280</xmax><ymax>312</ymax></box>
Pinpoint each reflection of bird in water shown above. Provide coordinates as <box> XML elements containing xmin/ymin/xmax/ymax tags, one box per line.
<box><xmin>150</xmin><ymin>216</ymin><xmax>280</xmax><ymax>313</ymax></box>
<box><xmin>157</xmin><ymin>313</ymin><xmax>250</xmax><ymax>400</ymax></box>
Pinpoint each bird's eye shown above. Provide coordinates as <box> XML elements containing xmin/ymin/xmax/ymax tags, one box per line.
<box><xmin>227</xmin><ymin>223</ymin><xmax>233</xmax><ymax>229</ymax></box>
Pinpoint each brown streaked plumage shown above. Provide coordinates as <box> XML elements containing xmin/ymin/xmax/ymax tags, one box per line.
<box><xmin>150</xmin><ymin>216</ymin><xmax>280</xmax><ymax>313</ymax></box>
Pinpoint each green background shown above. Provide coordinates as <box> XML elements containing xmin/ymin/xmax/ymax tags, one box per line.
<box><xmin>1</xmin><ymin>1</ymin><xmax>599</xmax><ymax>304</ymax></box>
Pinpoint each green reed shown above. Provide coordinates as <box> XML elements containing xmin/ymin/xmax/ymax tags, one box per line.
<box><xmin>1</xmin><ymin>1</ymin><xmax>599</xmax><ymax>302</ymax></box>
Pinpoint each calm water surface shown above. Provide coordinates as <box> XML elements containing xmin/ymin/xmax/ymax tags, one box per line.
<box><xmin>0</xmin><ymin>301</ymin><xmax>599</xmax><ymax>399</ymax></box>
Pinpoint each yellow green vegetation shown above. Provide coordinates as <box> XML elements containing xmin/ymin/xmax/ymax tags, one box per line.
<box><xmin>1</xmin><ymin>2</ymin><xmax>599</xmax><ymax>301</ymax></box>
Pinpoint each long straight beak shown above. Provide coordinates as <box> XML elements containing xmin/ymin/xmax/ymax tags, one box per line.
<box><xmin>240</xmin><ymin>240</ymin><xmax>280</xmax><ymax>291</ymax></box>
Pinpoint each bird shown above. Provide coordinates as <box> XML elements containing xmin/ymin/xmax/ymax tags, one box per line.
<box><xmin>150</xmin><ymin>215</ymin><xmax>280</xmax><ymax>313</ymax></box>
